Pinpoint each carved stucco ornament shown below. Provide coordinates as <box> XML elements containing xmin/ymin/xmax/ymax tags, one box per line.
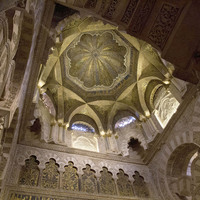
<box><xmin>81</xmin><ymin>164</ymin><xmax>97</xmax><ymax>193</ymax></box>
<box><xmin>99</xmin><ymin>167</ymin><xmax>117</xmax><ymax>195</ymax></box>
<box><xmin>117</xmin><ymin>169</ymin><xmax>134</xmax><ymax>196</ymax></box>
<box><xmin>62</xmin><ymin>161</ymin><xmax>79</xmax><ymax>191</ymax></box>
<box><xmin>19</xmin><ymin>156</ymin><xmax>40</xmax><ymax>186</ymax></box>
<box><xmin>41</xmin><ymin>159</ymin><xmax>59</xmax><ymax>189</ymax></box>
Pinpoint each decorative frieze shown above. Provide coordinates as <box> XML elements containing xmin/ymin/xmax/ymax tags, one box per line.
<box><xmin>103</xmin><ymin>0</ymin><xmax>119</xmax><ymax>20</ymax></box>
<box><xmin>9</xmin><ymin>193</ymin><xmax>57</xmax><ymax>200</ymax></box>
<box><xmin>130</xmin><ymin>0</ymin><xmax>156</xmax><ymax>34</ymax></box>
<box><xmin>148</xmin><ymin>4</ymin><xmax>180</xmax><ymax>49</ymax></box>
<box><xmin>15</xmin><ymin>146</ymin><xmax>151</xmax><ymax>198</ymax></box>
<box><xmin>121</xmin><ymin>0</ymin><xmax>138</xmax><ymax>25</ymax></box>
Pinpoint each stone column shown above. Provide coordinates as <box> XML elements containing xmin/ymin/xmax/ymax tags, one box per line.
<box><xmin>114</xmin><ymin>176</ymin><xmax>119</xmax><ymax>196</ymax></box>
<box><xmin>64</xmin><ymin>128</ymin><xmax>71</xmax><ymax>147</ymax></box>
<box><xmin>59</xmin><ymin>169</ymin><xmax>64</xmax><ymax>189</ymax></box>
<box><xmin>38</xmin><ymin>166</ymin><xmax>44</xmax><ymax>187</ymax></box>
<box><xmin>58</xmin><ymin>123</ymin><xmax>63</xmax><ymax>143</ymax></box>
<box><xmin>107</xmin><ymin>134</ymin><xmax>119</xmax><ymax>153</ymax></box>
<box><xmin>95</xmin><ymin>171</ymin><xmax>101</xmax><ymax>194</ymax></box>
<box><xmin>49</xmin><ymin>122</ymin><xmax>56</xmax><ymax>143</ymax></box>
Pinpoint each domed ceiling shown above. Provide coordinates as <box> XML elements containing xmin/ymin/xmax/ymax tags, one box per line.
<box><xmin>66</xmin><ymin>31</ymin><xmax>128</xmax><ymax>90</ymax></box>
<box><xmin>39</xmin><ymin>15</ymin><xmax>173</xmax><ymax>134</ymax></box>
<box><xmin>62</xmin><ymin>27</ymin><xmax>139</xmax><ymax>98</ymax></box>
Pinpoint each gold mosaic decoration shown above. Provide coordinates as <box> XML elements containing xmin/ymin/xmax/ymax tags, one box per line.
<box><xmin>99</xmin><ymin>167</ymin><xmax>117</xmax><ymax>195</ymax></box>
<box><xmin>10</xmin><ymin>193</ymin><xmax>57</xmax><ymax>200</ymax></box>
<box><xmin>117</xmin><ymin>169</ymin><xmax>134</xmax><ymax>196</ymax></box>
<box><xmin>41</xmin><ymin>159</ymin><xmax>59</xmax><ymax>189</ymax></box>
<box><xmin>19</xmin><ymin>156</ymin><xmax>39</xmax><ymax>186</ymax></box>
<box><xmin>66</xmin><ymin>31</ymin><xmax>127</xmax><ymax>90</ymax></box>
<box><xmin>81</xmin><ymin>164</ymin><xmax>97</xmax><ymax>193</ymax></box>
<box><xmin>62</xmin><ymin>161</ymin><xmax>79</xmax><ymax>191</ymax></box>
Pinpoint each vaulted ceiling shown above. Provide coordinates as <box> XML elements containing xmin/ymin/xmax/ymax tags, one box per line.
<box><xmin>39</xmin><ymin>15</ymin><xmax>173</xmax><ymax>134</ymax></box>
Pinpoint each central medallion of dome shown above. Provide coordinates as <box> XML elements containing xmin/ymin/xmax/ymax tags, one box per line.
<box><xmin>65</xmin><ymin>32</ymin><xmax>128</xmax><ymax>90</ymax></box>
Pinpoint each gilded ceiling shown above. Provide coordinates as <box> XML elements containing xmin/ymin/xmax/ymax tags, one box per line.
<box><xmin>66</xmin><ymin>31</ymin><xmax>127</xmax><ymax>90</ymax></box>
<box><xmin>39</xmin><ymin>15</ymin><xmax>173</xmax><ymax>134</ymax></box>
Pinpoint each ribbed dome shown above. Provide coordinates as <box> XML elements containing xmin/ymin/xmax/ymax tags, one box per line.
<box><xmin>67</xmin><ymin>32</ymin><xmax>127</xmax><ymax>88</ymax></box>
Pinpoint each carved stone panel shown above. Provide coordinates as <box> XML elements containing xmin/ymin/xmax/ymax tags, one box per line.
<box><xmin>99</xmin><ymin>167</ymin><xmax>117</xmax><ymax>195</ymax></box>
<box><xmin>154</xmin><ymin>91</ymin><xmax>179</xmax><ymax>128</ymax></box>
<box><xmin>103</xmin><ymin>0</ymin><xmax>119</xmax><ymax>20</ymax></box>
<box><xmin>130</xmin><ymin>0</ymin><xmax>156</xmax><ymax>34</ymax></box>
<box><xmin>19</xmin><ymin>155</ymin><xmax>40</xmax><ymax>186</ymax></box>
<box><xmin>148</xmin><ymin>4</ymin><xmax>180</xmax><ymax>49</ymax></box>
<box><xmin>62</xmin><ymin>161</ymin><xmax>79</xmax><ymax>191</ymax></box>
<box><xmin>133</xmin><ymin>171</ymin><xmax>149</xmax><ymax>197</ymax></box>
<box><xmin>121</xmin><ymin>0</ymin><xmax>138</xmax><ymax>24</ymax></box>
<box><xmin>41</xmin><ymin>158</ymin><xmax>59</xmax><ymax>189</ymax></box>
<box><xmin>81</xmin><ymin>164</ymin><xmax>97</xmax><ymax>193</ymax></box>
<box><xmin>117</xmin><ymin>169</ymin><xmax>134</xmax><ymax>196</ymax></box>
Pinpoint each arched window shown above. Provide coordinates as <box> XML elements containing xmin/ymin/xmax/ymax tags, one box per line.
<box><xmin>154</xmin><ymin>90</ymin><xmax>179</xmax><ymax>128</ymax></box>
<box><xmin>71</xmin><ymin>122</ymin><xmax>98</xmax><ymax>152</ymax></box>
<box><xmin>186</xmin><ymin>152</ymin><xmax>198</xmax><ymax>176</ymax></box>
<box><xmin>114</xmin><ymin>116</ymin><xmax>136</xmax><ymax>129</ymax></box>
<box><xmin>71</xmin><ymin>123</ymin><xmax>95</xmax><ymax>133</ymax></box>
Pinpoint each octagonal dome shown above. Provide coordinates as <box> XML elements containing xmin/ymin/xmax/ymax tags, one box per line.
<box><xmin>39</xmin><ymin>16</ymin><xmax>173</xmax><ymax>133</ymax></box>
<box><xmin>64</xmin><ymin>30</ymin><xmax>137</xmax><ymax>94</ymax></box>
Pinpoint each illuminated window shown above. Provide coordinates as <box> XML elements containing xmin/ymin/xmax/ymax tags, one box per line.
<box><xmin>72</xmin><ymin>136</ymin><xmax>98</xmax><ymax>152</ymax></box>
<box><xmin>115</xmin><ymin>116</ymin><xmax>136</xmax><ymax>129</ymax></box>
<box><xmin>71</xmin><ymin>123</ymin><xmax>95</xmax><ymax>133</ymax></box>
<box><xmin>186</xmin><ymin>152</ymin><xmax>198</xmax><ymax>176</ymax></box>
<box><xmin>154</xmin><ymin>91</ymin><xmax>180</xmax><ymax>128</ymax></box>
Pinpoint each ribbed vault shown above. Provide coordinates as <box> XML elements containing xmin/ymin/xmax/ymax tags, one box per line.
<box><xmin>38</xmin><ymin>15</ymin><xmax>172</xmax><ymax>135</ymax></box>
